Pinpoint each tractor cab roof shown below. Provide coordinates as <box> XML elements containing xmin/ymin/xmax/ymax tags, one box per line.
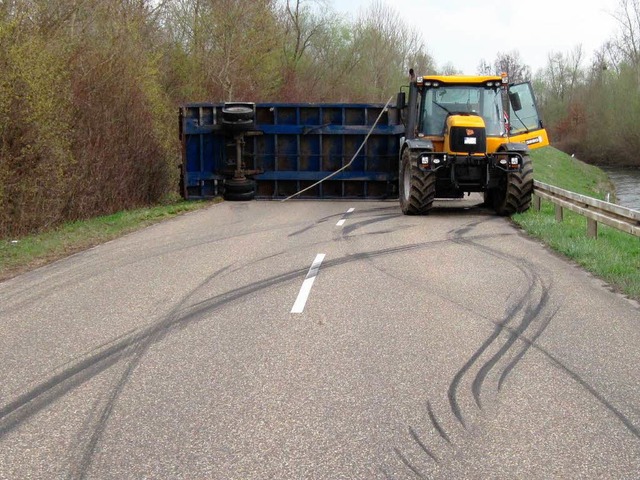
<box><xmin>417</xmin><ymin>75</ymin><xmax>506</xmax><ymax>87</ymax></box>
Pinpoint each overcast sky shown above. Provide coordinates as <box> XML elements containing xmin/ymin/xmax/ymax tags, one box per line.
<box><xmin>333</xmin><ymin>0</ymin><xmax>622</xmax><ymax>75</ymax></box>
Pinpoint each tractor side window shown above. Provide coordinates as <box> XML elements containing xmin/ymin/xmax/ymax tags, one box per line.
<box><xmin>509</xmin><ymin>82</ymin><xmax>543</xmax><ymax>134</ymax></box>
<box><xmin>480</xmin><ymin>89</ymin><xmax>503</xmax><ymax>136</ymax></box>
<box><xmin>421</xmin><ymin>89</ymin><xmax>447</xmax><ymax>135</ymax></box>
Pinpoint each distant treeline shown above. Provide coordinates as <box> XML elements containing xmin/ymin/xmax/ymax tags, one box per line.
<box><xmin>0</xmin><ymin>0</ymin><xmax>637</xmax><ymax>237</ymax></box>
<box><xmin>531</xmin><ymin>0</ymin><xmax>640</xmax><ymax>169</ymax></box>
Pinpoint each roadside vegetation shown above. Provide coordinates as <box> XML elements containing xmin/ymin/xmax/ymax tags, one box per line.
<box><xmin>513</xmin><ymin>147</ymin><xmax>640</xmax><ymax>301</ymax></box>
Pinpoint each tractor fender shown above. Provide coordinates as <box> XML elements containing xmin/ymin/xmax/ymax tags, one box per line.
<box><xmin>403</xmin><ymin>138</ymin><xmax>434</xmax><ymax>152</ymax></box>
<box><xmin>400</xmin><ymin>138</ymin><xmax>434</xmax><ymax>162</ymax></box>
<box><xmin>497</xmin><ymin>142</ymin><xmax>529</xmax><ymax>153</ymax></box>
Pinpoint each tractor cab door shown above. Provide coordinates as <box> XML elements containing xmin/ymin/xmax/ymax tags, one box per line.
<box><xmin>507</xmin><ymin>82</ymin><xmax>549</xmax><ymax>149</ymax></box>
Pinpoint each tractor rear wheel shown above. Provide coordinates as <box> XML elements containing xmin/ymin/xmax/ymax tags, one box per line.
<box><xmin>399</xmin><ymin>149</ymin><xmax>436</xmax><ymax>215</ymax></box>
<box><xmin>492</xmin><ymin>155</ymin><xmax>533</xmax><ymax>216</ymax></box>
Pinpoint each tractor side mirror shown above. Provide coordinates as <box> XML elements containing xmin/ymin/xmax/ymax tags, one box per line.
<box><xmin>509</xmin><ymin>92</ymin><xmax>522</xmax><ymax>112</ymax></box>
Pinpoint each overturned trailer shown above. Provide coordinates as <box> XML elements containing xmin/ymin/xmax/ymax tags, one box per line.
<box><xmin>179</xmin><ymin>102</ymin><xmax>404</xmax><ymax>200</ymax></box>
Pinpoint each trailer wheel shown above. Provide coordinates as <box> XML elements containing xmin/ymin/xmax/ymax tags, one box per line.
<box><xmin>222</xmin><ymin>105</ymin><xmax>254</xmax><ymax>122</ymax></box>
<box><xmin>493</xmin><ymin>155</ymin><xmax>533</xmax><ymax>216</ymax></box>
<box><xmin>224</xmin><ymin>190</ymin><xmax>256</xmax><ymax>201</ymax></box>
<box><xmin>399</xmin><ymin>149</ymin><xmax>435</xmax><ymax>215</ymax></box>
<box><xmin>224</xmin><ymin>178</ymin><xmax>256</xmax><ymax>201</ymax></box>
<box><xmin>222</xmin><ymin>105</ymin><xmax>254</xmax><ymax>132</ymax></box>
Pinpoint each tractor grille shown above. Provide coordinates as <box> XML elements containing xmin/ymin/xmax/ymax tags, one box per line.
<box><xmin>449</xmin><ymin>126</ymin><xmax>486</xmax><ymax>154</ymax></box>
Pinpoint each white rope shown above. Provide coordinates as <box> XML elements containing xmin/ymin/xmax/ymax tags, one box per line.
<box><xmin>281</xmin><ymin>95</ymin><xmax>395</xmax><ymax>202</ymax></box>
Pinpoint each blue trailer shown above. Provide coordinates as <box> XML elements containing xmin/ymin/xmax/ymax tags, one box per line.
<box><xmin>179</xmin><ymin>102</ymin><xmax>404</xmax><ymax>200</ymax></box>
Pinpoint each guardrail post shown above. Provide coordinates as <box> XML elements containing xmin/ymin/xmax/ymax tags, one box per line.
<box><xmin>587</xmin><ymin>218</ymin><xmax>598</xmax><ymax>239</ymax></box>
<box><xmin>533</xmin><ymin>194</ymin><xmax>541</xmax><ymax>211</ymax></box>
<box><xmin>555</xmin><ymin>204</ymin><xmax>563</xmax><ymax>222</ymax></box>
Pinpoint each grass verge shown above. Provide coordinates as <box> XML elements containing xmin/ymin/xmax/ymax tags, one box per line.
<box><xmin>512</xmin><ymin>146</ymin><xmax>640</xmax><ymax>301</ymax></box>
<box><xmin>0</xmin><ymin>200</ymin><xmax>217</xmax><ymax>281</ymax></box>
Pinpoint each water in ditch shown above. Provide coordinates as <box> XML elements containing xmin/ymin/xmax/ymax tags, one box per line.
<box><xmin>601</xmin><ymin>166</ymin><xmax>640</xmax><ymax>211</ymax></box>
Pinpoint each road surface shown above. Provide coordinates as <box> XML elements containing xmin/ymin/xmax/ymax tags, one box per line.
<box><xmin>1</xmin><ymin>198</ymin><xmax>639</xmax><ymax>478</ymax></box>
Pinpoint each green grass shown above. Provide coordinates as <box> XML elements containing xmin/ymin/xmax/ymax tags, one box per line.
<box><xmin>512</xmin><ymin>146</ymin><xmax>640</xmax><ymax>301</ymax></box>
<box><xmin>527</xmin><ymin>147</ymin><xmax>613</xmax><ymax>198</ymax></box>
<box><xmin>0</xmin><ymin>200</ymin><xmax>216</xmax><ymax>281</ymax></box>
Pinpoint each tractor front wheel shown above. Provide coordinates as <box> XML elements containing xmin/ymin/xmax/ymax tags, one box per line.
<box><xmin>492</xmin><ymin>155</ymin><xmax>533</xmax><ymax>216</ymax></box>
<box><xmin>399</xmin><ymin>149</ymin><xmax>436</xmax><ymax>215</ymax></box>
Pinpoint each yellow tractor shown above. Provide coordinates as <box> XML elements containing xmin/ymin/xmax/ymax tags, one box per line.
<box><xmin>396</xmin><ymin>71</ymin><xmax>549</xmax><ymax>215</ymax></box>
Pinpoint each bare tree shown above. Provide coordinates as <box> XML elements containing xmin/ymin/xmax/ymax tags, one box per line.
<box><xmin>477</xmin><ymin>59</ymin><xmax>493</xmax><ymax>76</ymax></box>
<box><xmin>440</xmin><ymin>62</ymin><xmax>461</xmax><ymax>75</ymax></box>
<box><xmin>611</xmin><ymin>0</ymin><xmax>640</xmax><ymax>68</ymax></box>
<box><xmin>494</xmin><ymin>50</ymin><xmax>532</xmax><ymax>82</ymax></box>
<box><xmin>277</xmin><ymin>0</ymin><xmax>329</xmax><ymax>99</ymax></box>
<box><xmin>545</xmin><ymin>46</ymin><xmax>584</xmax><ymax>101</ymax></box>
<box><xmin>352</xmin><ymin>1</ymin><xmax>434</xmax><ymax>100</ymax></box>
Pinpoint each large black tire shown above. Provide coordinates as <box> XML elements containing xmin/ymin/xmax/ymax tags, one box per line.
<box><xmin>399</xmin><ymin>149</ymin><xmax>436</xmax><ymax>215</ymax></box>
<box><xmin>492</xmin><ymin>155</ymin><xmax>533</xmax><ymax>216</ymax></box>
<box><xmin>222</xmin><ymin>105</ymin><xmax>254</xmax><ymax>122</ymax></box>
<box><xmin>482</xmin><ymin>189</ymin><xmax>494</xmax><ymax>207</ymax></box>
<box><xmin>224</xmin><ymin>190</ymin><xmax>256</xmax><ymax>201</ymax></box>
<box><xmin>222</xmin><ymin>105</ymin><xmax>254</xmax><ymax>132</ymax></box>
<box><xmin>224</xmin><ymin>178</ymin><xmax>256</xmax><ymax>201</ymax></box>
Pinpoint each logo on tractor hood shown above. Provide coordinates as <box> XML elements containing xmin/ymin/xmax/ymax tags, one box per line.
<box><xmin>466</xmin><ymin>129</ymin><xmax>475</xmax><ymax>136</ymax></box>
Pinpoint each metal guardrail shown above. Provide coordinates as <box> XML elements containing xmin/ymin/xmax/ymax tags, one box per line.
<box><xmin>533</xmin><ymin>180</ymin><xmax>640</xmax><ymax>238</ymax></box>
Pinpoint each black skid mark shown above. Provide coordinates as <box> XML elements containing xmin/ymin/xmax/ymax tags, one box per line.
<box><xmin>287</xmin><ymin>214</ymin><xmax>335</xmax><ymax>237</ymax></box>
<box><xmin>445</xmin><ymin>218</ymin><xmax>640</xmax><ymax>442</ymax></box>
<box><xmin>497</xmin><ymin>302</ymin><xmax>560</xmax><ymax>391</ymax></box>
<box><xmin>378</xmin><ymin>466</ymin><xmax>397</xmax><ymax>480</ymax></box>
<box><xmin>445</xmin><ymin>218</ymin><xmax>555</xmax><ymax>424</ymax></box>
<box><xmin>0</xmin><ymin>264</ymin><xmax>235</xmax><ymax>438</ymax></box>
<box><xmin>393</xmin><ymin>447</ymin><xmax>428</xmax><ymax>479</ymax></box>
<box><xmin>470</xmin><ymin>279</ymin><xmax>551</xmax><ymax>408</ymax></box>
<box><xmin>2</xmin><ymin>216</ymin><xmax>310</xmax><ymax>317</ymax></box>
<box><xmin>447</xmin><ymin>320</ymin><xmax>508</xmax><ymax>428</ymax></box>
<box><xmin>497</xmin><ymin>315</ymin><xmax>640</xmax><ymax>440</ymax></box>
<box><xmin>71</xmin><ymin>344</ymin><xmax>148</xmax><ymax>480</ymax></box>
<box><xmin>341</xmin><ymin>213</ymin><xmax>399</xmax><ymax>236</ymax></box>
<box><xmin>0</xmin><ymin>241</ymin><xmax>467</xmax><ymax>438</ymax></box>
<box><xmin>408</xmin><ymin>427</ymin><xmax>439</xmax><ymax>463</ymax></box>
<box><xmin>426</xmin><ymin>401</ymin><xmax>452</xmax><ymax>444</ymax></box>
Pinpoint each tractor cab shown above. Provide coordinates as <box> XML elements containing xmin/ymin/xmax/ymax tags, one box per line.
<box><xmin>401</xmin><ymin>74</ymin><xmax>549</xmax><ymax>153</ymax></box>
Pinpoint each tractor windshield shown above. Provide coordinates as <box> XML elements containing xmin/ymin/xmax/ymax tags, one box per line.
<box><xmin>420</xmin><ymin>86</ymin><xmax>504</xmax><ymax>137</ymax></box>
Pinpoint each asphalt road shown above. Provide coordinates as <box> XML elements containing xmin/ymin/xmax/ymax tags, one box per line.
<box><xmin>1</xmin><ymin>197</ymin><xmax>639</xmax><ymax>479</ymax></box>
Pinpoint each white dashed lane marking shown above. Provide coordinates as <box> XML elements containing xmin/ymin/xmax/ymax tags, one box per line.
<box><xmin>336</xmin><ymin>207</ymin><xmax>355</xmax><ymax>226</ymax></box>
<box><xmin>291</xmin><ymin>254</ymin><xmax>326</xmax><ymax>313</ymax></box>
